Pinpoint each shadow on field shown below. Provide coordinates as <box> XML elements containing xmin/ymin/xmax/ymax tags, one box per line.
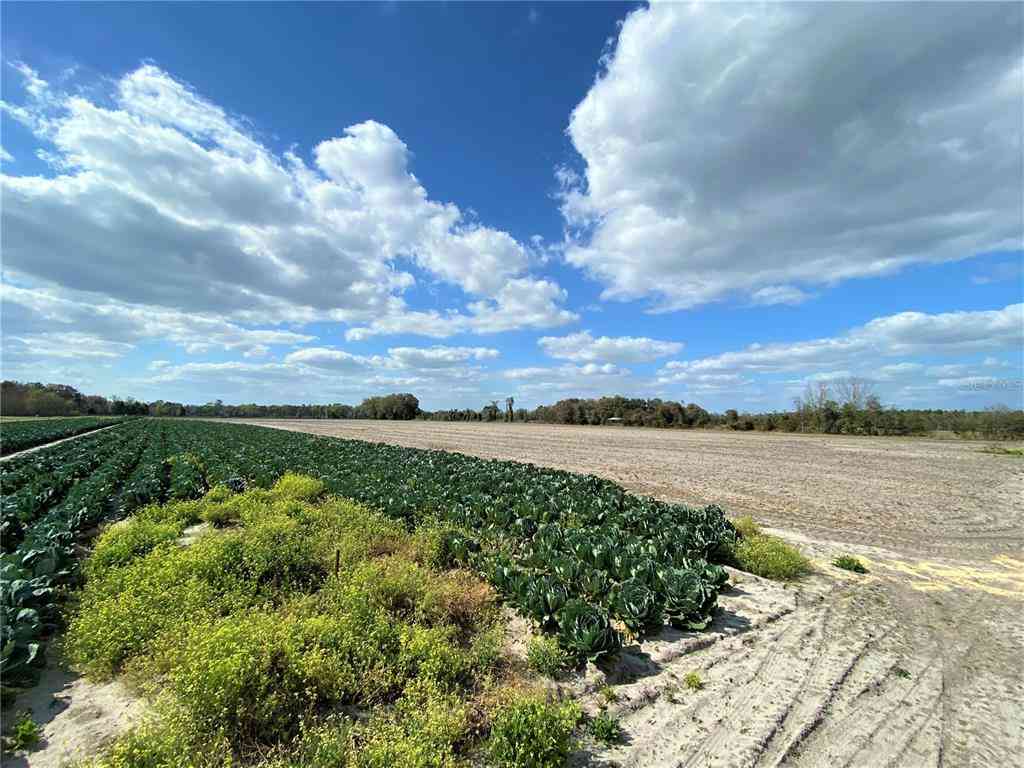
<box><xmin>3</xmin><ymin>662</ymin><xmax>78</xmax><ymax>766</ymax></box>
<box><xmin>600</xmin><ymin>609</ymin><xmax>753</xmax><ymax>685</ymax></box>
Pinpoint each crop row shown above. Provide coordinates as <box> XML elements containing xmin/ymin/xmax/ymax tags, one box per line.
<box><xmin>154</xmin><ymin>421</ymin><xmax>736</xmax><ymax>659</ymax></box>
<box><xmin>1</xmin><ymin>420</ymin><xmax>207</xmax><ymax>688</ymax></box>
<box><xmin>1</xmin><ymin>419</ymin><xmax>736</xmax><ymax>690</ymax></box>
<box><xmin>1</xmin><ymin>424</ymin><xmax>144</xmax><ymax>548</ymax></box>
<box><xmin>0</xmin><ymin>416</ymin><xmax>129</xmax><ymax>457</ymax></box>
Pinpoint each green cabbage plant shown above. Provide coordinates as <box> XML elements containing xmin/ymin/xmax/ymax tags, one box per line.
<box><xmin>556</xmin><ymin>599</ymin><xmax>621</xmax><ymax>662</ymax></box>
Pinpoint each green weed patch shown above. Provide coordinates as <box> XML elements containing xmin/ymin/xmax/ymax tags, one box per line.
<box><xmin>73</xmin><ymin>478</ymin><xmax>506</xmax><ymax>766</ymax></box>
<box><xmin>721</xmin><ymin>516</ymin><xmax>812</xmax><ymax>581</ymax></box>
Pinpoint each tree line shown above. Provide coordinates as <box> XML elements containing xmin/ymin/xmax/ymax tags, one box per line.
<box><xmin>3</xmin><ymin>379</ymin><xmax>1021</xmax><ymax>439</ymax></box>
<box><xmin>521</xmin><ymin>382</ymin><xmax>1023</xmax><ymax>439</ymax></box>
<box><xmin>1</xmin><ymin>381</ymin><xmax>150</xmax><ymax>416</ymax></box>
<box><xmin>148</xmin><ymin>393</ymin><xmax>422</xmax><ymax>420</ymax></box>
<box><xmin>1</xmin><ymin>382</ymin><xmax>422</xmax><ymax>421</ymax></box>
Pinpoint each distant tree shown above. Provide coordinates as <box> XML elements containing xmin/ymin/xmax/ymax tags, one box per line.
<box><xmin>834</xmin><ymin>377</ymin><xmax>875</xmax><ymax>411</ymax></box>
<box><xmin>357</xmin><ymin>393</ymin><xmax>420</xmax><ymax>420</ymax></box>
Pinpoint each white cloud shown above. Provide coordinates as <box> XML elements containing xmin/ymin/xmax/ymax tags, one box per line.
<box><xmin>136</xmin><ymin>350</ymin><xmax>500</xmax><ymax>408</ymax></box>
<box><xmin>11</xmin><ymin>62</ymin><xmax>50</xmax><ymax>101</ymax></box>
<box><xmin>925</xmin><ymin>364</ymin><xmax>969</xmax><ymax>378</ymax></box>
<box><xmin>660</xmin><ymin>304</ymin><xmax>1023</xmax><ymax>377</ymax></box>
<box><xmin>503</xmin><ymin>362</ymin><xmax>629</xmax><ymax>380</ymax></box>
<box><xmin>750</xmin><ymin>285</ymin><xmax>810</xmax><ymax>307</ymax></box>
<box><xmin>654</xmin><ymin>370</ymin><xmax>756</xmax><ymax>395</ymax></box>
<box><xmin>971</xmin><ymin>261</ymin><xmax>1023</xmax><ymax>285</ymax></box>
<box><xmin>1</xmin><ymin>64</ymin><xmax>574</xmax><ymax>340</ymax></box>
<box><xmin>502</xmin><ymin>367</ymin><xmax>553</xmax><ymax>381</ymax></box>
<box><xmin>283</xmin><ymin>344</ymin><xmax>499</xmax><ymax>374</ymax></box>
<box><xmin>500</xmin><ymin>362</ymin><xmax>633</xmax><ymax>398</ymax></box>
<box><xmin>142</xmin><ymin>361</ymin><xmax>308</xmax><ymax>386</ymax></box>
<box><xmin>344</xmin><ymin>277</ymin><xmax>577</xmax><ymax>340</ymax></box>
<box><xmin>936</xmin><ymin>376</ymin><xmax>1000</xmax><ymax>389</ymax></box>
<box><xmin>538</xmin><ymin>330</ymin><xmax>682</xmax><ymax>364</ymax></box>
<box><xmin>387</xmin><ymin>346</ymin><xmax>499</xmax><ymax>368</ymax></box>
<box><xmin>0</xmin><ymin>146</ymin><xmax>12</xmax><ymax>163</ymax></box>
<box><xmin>2</xmin><ymin>333</ymin><xmax>132</xmax><ymax>360</ymax></box>
<box><xmin>578</xmin><ymin>363</ymin><xmax>628</xmax><ymax>376</ymax></box>
<box><xmin>1</xmin><ymin>283</ymin><xmax>313</xmax><ymax>359</ymax></box>
<box><xmin>858</xmin><ymin>304</ymin><xmax>1024</xmax><ymax>356</ymax></box>
<box><xmin>282</xmin><ymin>348</ymin><xmax>371</xmax><ymax>372</ymax></box>
<box><xmin>653</xmin><ymin>304</ymin><xmax>1023</xmax><ymax>407</ymax></box>
<box><xmin>562</xmin><ymin>3</ymin><xmax>1022</xmax><ymax>310</ymax></box>
<box><xmin>983</xmin><ymin>356</ymin><xmax>1012</xmax><ymax>369</ymax></box>
<box><xmin>784</xmin><ymin>371</ymin><xmax>853</xmax><ymax>386</ymax></box>
<box><xmin>876</xmin><ymin>362</ymin><xmax>924</xmax><ymax>381</ymax></box>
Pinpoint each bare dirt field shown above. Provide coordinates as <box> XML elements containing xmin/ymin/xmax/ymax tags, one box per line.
<box><xmin>227</xmin><ymin>419</ymin><xmax>1024</xmax><ymax>767</ymax></box>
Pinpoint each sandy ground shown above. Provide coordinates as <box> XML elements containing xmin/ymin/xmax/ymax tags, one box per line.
<box><xmin>8</xmin><ymin>421</ymin><xmax>1021</xmax><ymax>766</ymax></box>
<box><xmin>3</xmin><ymin>645</ymin><xmax>145</xmax><ymax>768</ymax></box>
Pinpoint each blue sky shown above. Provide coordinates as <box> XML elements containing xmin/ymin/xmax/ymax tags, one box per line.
<box><xmin>2</xmin><ymin>1</ymin><xmax>1022</xmax><ymax>411</ymax></box>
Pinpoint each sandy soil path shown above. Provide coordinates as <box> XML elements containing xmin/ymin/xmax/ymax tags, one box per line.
<box><xmin>229</xmin><ymin>420</ymin><xmax>1024</xmax><ymax>767</ymax></box>
<box><xmin>4</xmin><ymin>648</ymin><xmax>145</xmax><ymax>768</ymax></box>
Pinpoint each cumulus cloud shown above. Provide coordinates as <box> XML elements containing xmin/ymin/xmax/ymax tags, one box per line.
<box><xmin>787</xmin><ymin>371</ymin><xmax>854</xmax><ymax>385</ymax></box>
<box><xmin>1</xmin><ymin>63</ymin><xmax>574</xmax><ymax>339</ymax></box>
<box><xmin>500</xmin><ymin>362</ymin><xmax>632</xmax><ymax>398</ymax></box>
<box><xmin>138</xmin><ymin>348</ymin><xmax>500</xmax><ymax>408</ymax></box>
<box><xmin>857</xmin><ymin>304</ymin><xmax>1024</xmax><ymax>356</ymax></box>
<box><xmin>344</xmin><ymin>277</ymin><xmax>577</xmax><ymax>340</ymax></box>
<box><xmin>925</xmin><ymin>364</ymin><xmax>969</xmax><ymax>378</ymax></box>
<box><xmin>2</xmin><ymin>333</ymin><xmax>133</xmax><ymax>360</ymax></box>
<box><xmin>282</xmin><ymin>348</ymin><xmax>371</xmax><ymax>372</ymax></box>
<box><xmin>875</xmin><ymin>362</ymin><xmax>924</xmax><ymax>381</ymax></box>
<box><xmin>142</xmin><ymin>361</ymin><xmax>312</xmax><ymax>387</ymax></box>
<box><xmin>655</xmin><ymin>304</ymin><xmax>1023</xmax><ymax>407</ymax></box>
<box><xmin>538</xmin><ymin>330</ymin><xmax>682</xmax><ymax>364</ymax></box>
<box><xmin>659</xmin><ymin>304</ymin><xmax>1023</xmax><ymax>378</ymax></box>
<box><xmin>502</xmin><ymin>367</ymin><xmax>555</xmax><ymax>381</ymax></box>
<box><xmin>1</xmin><ymin>284</ymin><xmax>313</xmax><ymax>359</ymax></box>
<box><xmin>503</xmin><ymin>362</ymin><xmax>629</xmax><ymax>379</ymax></box>
<box><xmin>562</xmin><ymin>2</ymin><xmax>1023</xmax><ymax>310</ymax></box>
<box><xmin>387</xmin><ymin>346</ymin><xmax>499</xmax><ymax>368</ymax></box>
<box><xmin>936</xmin><ymin>376</ymin><xmax>1002</xmax><ymax>389</ymax></box>
<box><xmin>656</xmin><ymin>371</ymin><xmax>757</xmax><ymax>396</ymax></box>
<box><xmin>282</xmin><ymin>344</ymin><xmax>499</xmax><ymax>372</ymax></box>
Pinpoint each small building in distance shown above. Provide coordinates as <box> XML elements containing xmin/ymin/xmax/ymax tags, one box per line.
<box><xmin>605</xmin><ymin>417</ymin><xmax>623</xmax><ymax>425</ymax></box>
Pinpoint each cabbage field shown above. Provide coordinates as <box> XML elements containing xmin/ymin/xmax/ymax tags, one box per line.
<box><xmin>0</xmin><ymin>415</ymin><xmax>129</xmax><ymax>457</ymax></box>
<box><xmin>1</xmin><ymin>418</ymin><xmax>735</xmax><ymax>695</ymax></box>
